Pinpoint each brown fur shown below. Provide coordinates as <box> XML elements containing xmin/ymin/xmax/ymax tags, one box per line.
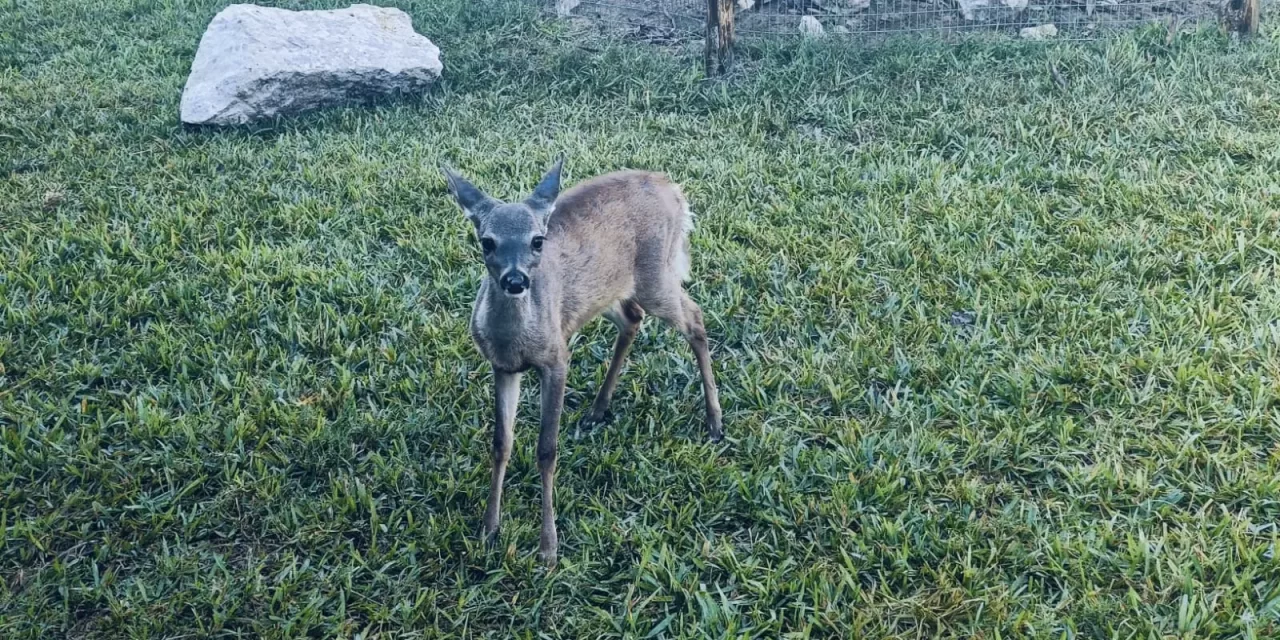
<box><xmin>444</xmin><ymin>162</ymin><xmax>723</xmax><ymax>565</ymax></box>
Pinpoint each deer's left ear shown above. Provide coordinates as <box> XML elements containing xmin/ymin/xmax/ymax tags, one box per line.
<box><xmin>526</xmin><ymin>155</ymin><xmax>564</xmax><ymax>218</ymax></box>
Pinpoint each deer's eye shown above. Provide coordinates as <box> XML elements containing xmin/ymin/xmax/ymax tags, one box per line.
<box><xmin>480</xmin><ymin>237</ymin><xmax>496</xmax><ymax>253</ymax></box>
<box><xmin>531</xmin><ymin>236</ymin><xmax>545</xmax><ymax>252</ymax></box>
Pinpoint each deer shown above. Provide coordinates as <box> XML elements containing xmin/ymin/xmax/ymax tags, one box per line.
<box><xmin>440</xmin><ymin>157</ymin><xmax>723</xmax><ymax>565</ymax></box>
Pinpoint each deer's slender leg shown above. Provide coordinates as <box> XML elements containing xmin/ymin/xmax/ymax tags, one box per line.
<box><xmin>537</xmin><ymin>362</ymin><xmax>568</xmax><ymax>565</ymax></box>
<box><xmin>482</xmin><ymin>370</ymin><xmax>520</xmax><ymax>543</ymax></box>
<box><xmin>643</xmin><ymin>290</ymin><xmax>724</xmax><ymax>442</ymax></box>
<box><xmin>676</xmin><ymin>293</ymin><xmax>723</xmax><ymax>442</ymax></box>
<box><xmin>580</xmin><ymin>300</ymin><xmax>644</xmax><ymax>434</ymax></box>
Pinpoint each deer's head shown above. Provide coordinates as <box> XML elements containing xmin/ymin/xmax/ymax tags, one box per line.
<box><xmin>442</xmin><ymin>158</ymin><xmax>563</xmax><ymax>297</ymax></box>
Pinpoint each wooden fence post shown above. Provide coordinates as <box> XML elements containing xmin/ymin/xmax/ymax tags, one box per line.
<box><xmin>705</xmin><ymin>0</ymin><xmax>735</xmax><ymax>77</ymax></box>
<box><xmin>1242</xmin><ymin>0</ymin><xmax>1260</xmax><ymax>36</ymax></box>
<box><xmin>1225</xmin><ymin>0</ymin><xmax>1260</xmax><ymax>36</ymax></box>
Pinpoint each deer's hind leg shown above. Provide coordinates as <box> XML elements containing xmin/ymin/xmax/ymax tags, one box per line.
<box><xmin>637</xmin><ymin>286</ymin><xmax>724</xmax><ymax>442</ymax></box>
<box><xmin>579</xmin><ymin>299</ymin><xmax>645</xmax><ymax>435</ymax></box>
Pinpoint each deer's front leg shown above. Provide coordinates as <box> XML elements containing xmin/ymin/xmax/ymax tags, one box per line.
<box><xmin>482</xmin><ymin>370</ymin><xmax>521</xmax><ymax>544</ymax></box>
<box><xmin>537</xmin><ymin>362</ymin><xmax>568</xmax><ymax>565</ymax></box>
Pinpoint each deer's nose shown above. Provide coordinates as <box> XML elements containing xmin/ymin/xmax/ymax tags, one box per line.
<box><xmin>500</xmin><ymin>271</ymin><xmax>529</xmax><ymax>295</ymax></box>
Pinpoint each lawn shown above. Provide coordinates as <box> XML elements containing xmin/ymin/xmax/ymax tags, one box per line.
<box><xmin>2</xmin><ymin>0</ymin><xmax>1280</xmax><ymax>637</ymax></box>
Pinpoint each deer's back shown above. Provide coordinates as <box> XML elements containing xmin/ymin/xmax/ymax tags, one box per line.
<box><xmin>546</xmin><ymin>171</ymin><xmax>691</xmax><ymax>333</ymax></box>
<box><xmin>550</xmin><ymin>170</ymin><xmax>685</xmax><ymax>233</ymax></box>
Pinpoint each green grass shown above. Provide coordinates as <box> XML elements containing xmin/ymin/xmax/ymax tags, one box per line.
<box><xmin>3</xmin><ymin>0</ymin><xmax>1280</xmax><ymax>636</ymax></box>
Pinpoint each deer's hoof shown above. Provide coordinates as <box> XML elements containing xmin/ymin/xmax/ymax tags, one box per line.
<box><xmin>538</xmin><ymin>540</ymin><xmax>558</xmax><ymax>567</ymax></box>
<box><xmin>539</xmin><ymin>526</ymin><xmax>559</xmax><ymax>566</ymax></box>
<box><xmin>481</xmin><ymin>526</ymin><xmax>500</xmax><ymax>549</ymax></box>
<box><xmin>708</xmin><ymin>419</ymin><xmax>724</xmax><ymax>443</ymax></box>
<box><xmin>574</xmin><ymin>410</ymin><xmax>614</xmax><ymax>438</ymax></box>
<box><xmin>539</xmin><ymin>548</ymin><xmax>558</xmax><ymax>567</ymax></box>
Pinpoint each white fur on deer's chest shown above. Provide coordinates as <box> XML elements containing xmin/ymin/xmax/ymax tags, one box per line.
<box><xmin>470</xmin><ymin>289</ymin><xmax>553</xmax><ymax>372</ymax></box>
<box><xmin>471</xmin><ymin>323</ymin><xmax>534</xmax><ymax>372</ymax></box>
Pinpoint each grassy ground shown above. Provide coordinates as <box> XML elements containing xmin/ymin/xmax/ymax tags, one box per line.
<box><xmin>3</xmin><ymin>0</ymin><xmax>1280</xmax><ymax>637</ymax></box>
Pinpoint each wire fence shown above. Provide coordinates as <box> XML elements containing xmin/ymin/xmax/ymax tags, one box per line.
<box><xmin>553</xmin><ymin>0</ymin><xmax>1233</xmax><ymax>44</ymax></box>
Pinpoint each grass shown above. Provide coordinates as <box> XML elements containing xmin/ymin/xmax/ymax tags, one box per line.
<box><xmin>3</xmin><ymin>0</ymin><xmax>1280</xmax><ymax>636</ymax></box>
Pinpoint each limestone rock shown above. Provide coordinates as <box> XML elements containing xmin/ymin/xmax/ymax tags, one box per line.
<box><xmin>1020</xmin><ymin>23</ymin><xmax>1058</xmax><ymax>39</ymax></box>
<box><xmin>557</xmin><ymin>0</ymin><xmax>581</xmax><ymax>16</ymax></box>
<box><xmin>799</xmin><ymin>15</ymin><xmax>826</xmax><ymax>37</ymax></box>
<box><xmin>957</xmin><ymin>0</ymin><xmax>989</xmax><ymax>20</ymax></box>
<box><xmin>181</xmin><ymin>4</ymin><xmax>442</xmax><ymax>125</ymax></box>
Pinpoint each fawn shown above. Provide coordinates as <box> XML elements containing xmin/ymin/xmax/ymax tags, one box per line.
<box><xmin>441</xmin><ymin>158</ymin><xmax>723</xmax><ymax>564</ymax></box>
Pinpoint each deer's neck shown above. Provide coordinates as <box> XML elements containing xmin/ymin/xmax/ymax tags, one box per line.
<box><xmin>481</xmin><ymin>281</ymin><xmax>529</xmax><ymax>327</ymax></box>
<box><xmin>473</xmin><ymin>278</ymin><xmax>557</xmax><ymax>371</ymax></box>
<box><xmin>481</xmin><ymin>282</ymin><xmax>532</xmax><ymax>327</ymax></box>
<box><xmin>475</xmin><ymin>278</ymin><xmax>545</xmax><ymax>349</ymax></box>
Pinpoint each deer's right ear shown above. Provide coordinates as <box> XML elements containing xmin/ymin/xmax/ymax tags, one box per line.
<box><xmin>441</xmin><ymin>165</ymin><xmax>496</xmax><ymax>223</ymax></box>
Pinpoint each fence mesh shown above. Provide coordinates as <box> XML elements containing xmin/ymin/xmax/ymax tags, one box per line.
<box><xmin>555</xmin><ymin>0</ymin><xmax>1228</xmax><ymax>43</ymax></box>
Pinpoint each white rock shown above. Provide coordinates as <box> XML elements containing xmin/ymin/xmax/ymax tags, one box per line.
<box><xmin>737</xmin><ymin>0</ymin><xmax>756</xmax><ymax>9</ymax></box>
<box><xmin>957</xmin><ymin>0</ymin><xmax>988</xmax><ymax>20</ymax></box>
<box><xmin>557</xmin><ymin>0</ymin><xmax>581</xmax><ymax>16</ymax></box>
<box><xmin>829</xmin><ymin>0</ymin><xmax>871</xmax><ymax>11</ymax></box>
<box><xmin>1003</xmin><ymin>0</ymin><xmax>1028</xmax><ymax>9</ymax></box>
<box><xmin>1020</xmin><ymin>23</ymin><xmax>1058</xmax><ymax>39</ymax></box>
<box><xmin>181</xmin><ymin>4</ymin><xmax>442</xmax><ymax>126</ymax></box>
<box><xmin>799</xmin><ymin>15</ymin><xmax>826</xmax><ymax>37</ymax></box>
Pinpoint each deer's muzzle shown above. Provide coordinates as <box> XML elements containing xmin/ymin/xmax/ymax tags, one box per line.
<box><xmin>500</xmin><ymin>271</ymin><xmax>529</xmax><ymax>295</ymax></box>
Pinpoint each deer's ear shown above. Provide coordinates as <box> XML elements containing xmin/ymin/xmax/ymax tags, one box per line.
<box><xmin>441</xmin><ymin>165</ymin><xmax>496</xmax><ymax>223</ymax></box>
<box><xmin>526</xmin><ymin>155</ymin><xmax>564</xmax><ymax>217</ymax></box>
